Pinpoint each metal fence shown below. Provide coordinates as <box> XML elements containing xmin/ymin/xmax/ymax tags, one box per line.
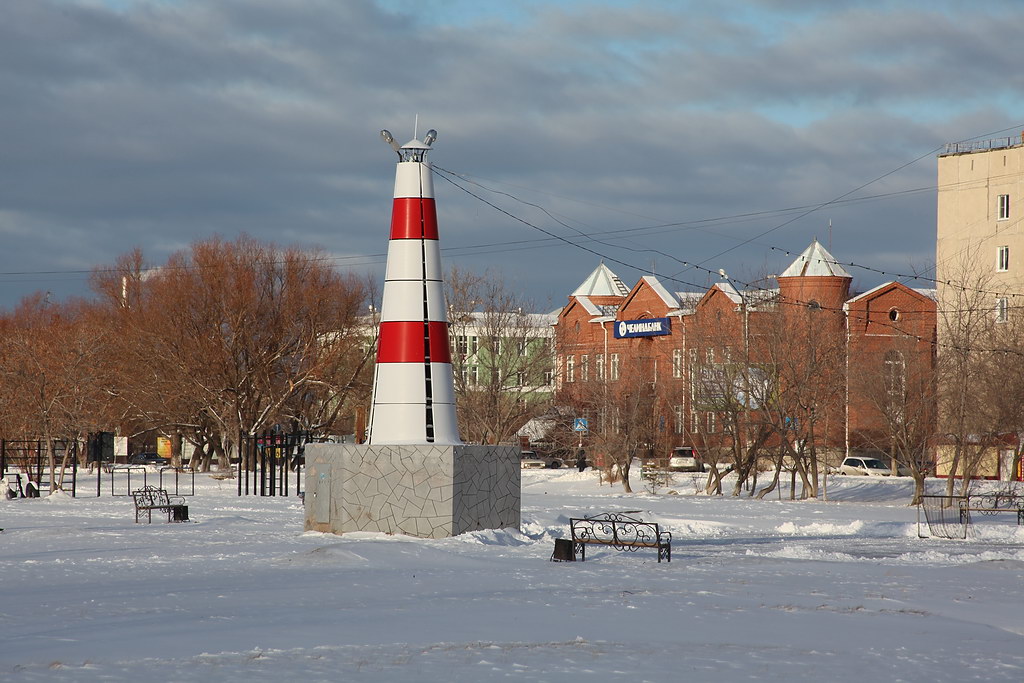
<box><xmin>2</xmin><ymin>439</ymin><xmax>83</xmax><ymax>497</ymax></box>
<box><xmin>237</xmin><ymin>429</ymin><xmax>325</xmax><ymax>497</ymax></box>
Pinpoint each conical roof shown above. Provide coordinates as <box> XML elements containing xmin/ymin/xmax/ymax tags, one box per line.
<box><xmin>780</xmin><ymin>240</ymin><xmax>851</xmax><ymax>278</ymax></box>
<box><xmin>571</xmin><ymin>262</ymin><xmax>630</xmax><ymax>297</ymax></box>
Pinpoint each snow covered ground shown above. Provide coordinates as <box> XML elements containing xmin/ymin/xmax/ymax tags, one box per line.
<box><xmin>3</xmin><ymin>469</ymin><xmax>1024</xmax><ymax>682</ymax></box>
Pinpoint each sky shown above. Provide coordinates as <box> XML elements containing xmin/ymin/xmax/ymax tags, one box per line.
<box><xmin>2</xmin><ymin>0</ymin><xmax>1023</xmax><ymax>311</ymax></box>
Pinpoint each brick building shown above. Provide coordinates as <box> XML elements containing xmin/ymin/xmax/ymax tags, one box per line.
<box><xmin>553</xmin><ymin>241</ymin><xmax>937</xmax><ymax>472</ymax></box>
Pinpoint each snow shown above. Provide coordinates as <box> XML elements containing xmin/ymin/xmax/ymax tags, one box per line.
<box><xmin>3</xmin><ymin>470</ymin><xmax>1024</xmax><ymax>681</ymax></box>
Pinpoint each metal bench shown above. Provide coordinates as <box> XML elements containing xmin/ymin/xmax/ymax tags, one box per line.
<box><xmin>569</xmin><ymin>512</ymin><xmax>671</xmax><ymax>562</ymax></box>
<box><xmin>132</xmin><ymin>485</ymin><xmax>188</xmax><ymax>523</ymax></box>
<box><xmin>961</xmin><ymin>493</ymin><xmax>1024</xmax><ymax>525</ymax></box>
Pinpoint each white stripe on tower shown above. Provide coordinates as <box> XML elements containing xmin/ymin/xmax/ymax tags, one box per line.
<box><xmin>367</xmin><ymin>131</ymin><xmax>461</xmax><ymax>445</ymax></box>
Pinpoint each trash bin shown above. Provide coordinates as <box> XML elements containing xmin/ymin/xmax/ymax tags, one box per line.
<box><xmin>551</xmin><ymin>538</ymin><xmax>575</xmax><ymax>562</ymax></box>
<box><xmin>171</xmin><ymin>505</ymin><xmax>189</xmax><ymax>522</ymax></box>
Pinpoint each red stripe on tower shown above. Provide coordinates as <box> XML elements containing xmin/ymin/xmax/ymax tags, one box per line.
<box><xmin>376</xmin><ymin>321</ymin><xmax>452</xmax><ymax>364</ymax></box>
<box><xmin>390</xmin><ymin>198</ymin><xmax>439</xmax><ymax>240</ymax></box>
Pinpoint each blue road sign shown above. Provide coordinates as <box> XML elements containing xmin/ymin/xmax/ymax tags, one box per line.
<box><xmin>573</xmin><ymin>418</ymin><xmax>589</xmax><ymax>432</ymax></box>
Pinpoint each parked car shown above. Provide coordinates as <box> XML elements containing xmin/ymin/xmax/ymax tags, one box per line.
<box><xmin>520</xmin><ymin>451</ymin><xmax>547</xmax><ymax>469</ymax></box>
<box><xmin>838</xmin><ymin>457</ymin><xmax>891</xmax><ymax>476</ymax></box>
<box><xmin>128</xmin><ymin>453</ymin><xmax>171</xmax><ymax>467</ymax></box>
<box><xmin>668</xmin><ymin>446</ymin><xmax>705</xmax><ymax>472</ymax></box>
<box><xmin>520</xmin><ymin>451</ymin><xmax>564</xmax><ymax>469</ymax></box>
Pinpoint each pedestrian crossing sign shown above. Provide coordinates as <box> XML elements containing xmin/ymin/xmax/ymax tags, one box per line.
<box><xmin>573</xmin><ymin>418</ymin><xmax>588</xmax><ymax>432</ymax></box>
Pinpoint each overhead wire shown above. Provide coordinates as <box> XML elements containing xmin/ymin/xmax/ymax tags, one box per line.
<box><xmin>431</xmin><ymin>137</ymin><xmax>1024</xmax><ymax>357</ymax></box>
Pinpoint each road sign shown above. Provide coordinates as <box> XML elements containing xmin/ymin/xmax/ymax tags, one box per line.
<box><xmin>573</xmin><ymin>418</ymin><xmax>589</xmax><ymax>432</ymax></box>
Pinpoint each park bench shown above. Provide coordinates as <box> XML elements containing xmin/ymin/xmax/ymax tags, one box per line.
<box><xmin>961</xmin><ymin>493</ymin><xmax>1024</xmax><ymax>525</ymax></box>
<box><xmin>567</xmin><ymin>512</ymin><xmax>671</xmax><ymax>563</ymax></box>
<box><xmin>132</xmin><ymin>485</ymin><xmax>189</xmax><ymax>523</ymax></box>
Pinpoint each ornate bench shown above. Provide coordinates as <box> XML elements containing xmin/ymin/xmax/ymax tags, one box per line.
<box><xmin>569</xmin><ymin>512</ymin><xmax>671</xmax><ymax>562</ymax></box>
<box><xmin>132</xmin><ymin>486</ymin><xmax>188</xmax><ymax>523</ymax></box>
<box><xmin>962</xmin><ymin>493</ymin><xmax>1024</xmax><ymax>525</ymax></box>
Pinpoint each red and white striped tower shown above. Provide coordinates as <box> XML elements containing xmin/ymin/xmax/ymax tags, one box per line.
<box><xmin>367</xmin><ymin>128</ymin><xmax>461</xmax><ymax>445</ymax></box>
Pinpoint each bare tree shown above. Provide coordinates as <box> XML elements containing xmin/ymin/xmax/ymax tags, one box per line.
<box><xmin>445</xmin><ymin>267</ymin><xmax>554</xmax><ymax>445</ymax></box>
<box><xmin>850</xmin><ymin>335</ymin><xmax>937</xmax><ymax>505</ymax></box>
<box><xmin>757</xmin><ymin>297</ymin><xmax>847</xmax><ymax>500</ymax></box>
<box><xmin>90</xmin><ymin>236</ymin><xmax>372</xmax><ymax>469</ymax></box>
<box><xmin>582</xmin><ymin>354</ymin><xmax>662</xmax><ymax>493</ymax></box>
<box><xmin>935</xmin><ymin>256</ymin><xmax>1006</xmax><ymax>495</ymax></box>
<box><xmin>0</xmin><ymin>295</ymin><xmax>112</xmax><ymax>490</ymax></box>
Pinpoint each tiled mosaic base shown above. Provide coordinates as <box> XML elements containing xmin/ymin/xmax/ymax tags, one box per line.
<box><xmin>304</xmin><ymin>443</ymin><xmax>520</xmax><ymax>538</ymax></box>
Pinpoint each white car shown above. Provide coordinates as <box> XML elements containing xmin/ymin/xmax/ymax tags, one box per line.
<box><xmin>519</xmin><ymin>451</ymin><xmax>563</xmax><ymax>469</ymax></box>
<box><xmin>838</xmin><ymin>457</ymin><xmax>891</xmax><ymax>476</ymax></box>
<box><xmin>668</xmin><ymin>447</ymin><xmax>705</xmax><ymax>472</ymax></box>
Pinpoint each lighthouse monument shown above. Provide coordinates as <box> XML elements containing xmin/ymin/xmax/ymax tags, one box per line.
<box><xmin>303</xmin><ymin>128</ymin><xmax>520</xmax><ymax>538</ymax></box>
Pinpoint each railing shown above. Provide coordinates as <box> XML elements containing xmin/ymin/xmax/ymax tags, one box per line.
<box><xmin>943</xmin><ymin>135</ymin><xmax>1024</xmax><ymax>155</ymax></box>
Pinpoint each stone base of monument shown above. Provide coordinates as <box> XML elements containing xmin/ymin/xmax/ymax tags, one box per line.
<box><xmin>303</xmin><ymin>443</ymin><xmax>520</xmax><ymax>539</ymax></box>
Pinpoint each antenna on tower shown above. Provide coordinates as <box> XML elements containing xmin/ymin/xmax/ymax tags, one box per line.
<box><xmin>414</xmin><ymin>114</ymin><xmax>419</xmax><ymax>139</ymax></box>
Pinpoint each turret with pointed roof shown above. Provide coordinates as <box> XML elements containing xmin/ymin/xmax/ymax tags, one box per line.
<box><xmin>571</xmin><ymin>262</ymin><xmax>631</xmax><ymax>298</ymax></box>
<box><xmin>777</xmin><ymin>239</ymin><xmax>852</xmax><ymax>315</ymax></box>
<box><xmin>780</xmin><ymin>239</ymin><xmax>852</xmax><ymax>279</ymax></box>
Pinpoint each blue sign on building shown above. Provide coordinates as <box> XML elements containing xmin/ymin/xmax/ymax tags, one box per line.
<box><xmin>614</xmin><ymin>317</ymin><xmax>671</xmax><ymax>338</ymax></box>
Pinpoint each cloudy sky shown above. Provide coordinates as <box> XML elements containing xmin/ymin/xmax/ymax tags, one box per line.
<box><xmin>2</xmin><ymin>0</ymin><xmax>1022</xmax><ymax>311</ymax></box>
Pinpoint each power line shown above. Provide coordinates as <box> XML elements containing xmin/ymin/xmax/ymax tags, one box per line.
<box><xmin>433</xmin><ymin>139</ymin><xmax>1024</xmax><ymax>357</ymax></box>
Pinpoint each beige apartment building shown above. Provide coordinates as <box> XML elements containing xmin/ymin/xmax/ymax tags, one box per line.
<box><xmin>937</xmin><ymin>134</ymin><xmax>1024</xmax><ymax>322</ymax></box>
<box><xmin>936</xmin><ymin>134</ymin><xmax>1024</xmax><ymax>481</ymax></box>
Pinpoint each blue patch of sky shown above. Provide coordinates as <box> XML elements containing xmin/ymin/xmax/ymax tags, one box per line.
<box><xmin>375</xmin><ymin>0</ymin><xmax>551</xmax><ymax>27</ymax></box>
<box><xmin>88</xmin><ymin>0</ymin><xmax>183</xmax><ymax>10</ymax></box>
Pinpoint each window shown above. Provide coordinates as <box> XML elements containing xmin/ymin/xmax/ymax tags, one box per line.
<box><xmin>884</xmin><ymin>350</ymin><xmax>906</xmax><ymax>396</ymax></box>
<box><xmin>997</xmin><ymin>245</ymin><xmax>1009</xmax><ymax>272</ymax></box>
<box><xmin>543</xmin><ymin>370</ymin><xmax>553</xmax><ymax>386</ymax></box>
<box><xmin>998</xmin><ymin>194</ymin><xmax>1010</xmax><ymax>220</ymax></box>
<box><xmin>490</xmin><ymin>336</ymin><xmax>501</xmax><ymax>355</ymax></box>
<box><xmin>566</xmin><ymin>355</ymin><xmax>575</xmax><ymax>382</ymax></box>
<box><xmin>608</xmin><ymin>408</ymin><xmax>621</xmax><ymax>434</ymax></box>
<box><xmin>706</xmin><ymin>412</ymin><xmax>717</xmax><ymax>433</ymax></box>
<box><xmin>515</xmin><ymin>371</ymin><xmax>526</xmax><ymax>386</ymax></box>
<box><xmin>690</xmin><ymin>411</ymin><xmax>699</xmax><ymax>433</ymax></box>
<box><xmin>996</xmin><ymin>297</ymin><xmax>1009</xmax><ymax>323</ymax></box>
<box><xmin>884</xmin><ymin>350</ymin><xmax>906</xmax><ymax>424</ymax></box>
<box><xmin>596</xmin><ymin>354</ymin><xmax>605</xmax><ymax>380</ymax></box>
<box><xmin>456</xmin><ymin>335</ymin><xmax>468</xmax><ymax>356</ymax></box>
<box><xmin>672</xmin><ymin>348</ymin><xmax>683</xmax><ymax>378</ymax></box>
<box><xmin>706</xmin><ymin>348</ymin><xmax>715</xmax><ymax>364</ymax></box>
<box><xmin>580</xmin><ymin>354</ymin><xmax>589</xmax><ymax>382</ymax></box>
<box><xmin>888</xmin><ymin>308</ymin><xmax>900</xmax><ymax>322</ymax></box>
<box><xmin>462</xmin><ymin>365</ymin><xmax>478</xmax><ymax>386</ymax></box>
<box><xmin>470</xmin><ymin>336</ymin><xmax>479</xmax><ymax>355</ymax></box>
<box><xmin>610</xmin><ymin>353</ymin><xmax>620</xmax><ymax>381</ymax></box>
<box><xmin>674</xmin><ymin>405</ymin><xmax>685</xmax><ymax>434</ymax></box>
